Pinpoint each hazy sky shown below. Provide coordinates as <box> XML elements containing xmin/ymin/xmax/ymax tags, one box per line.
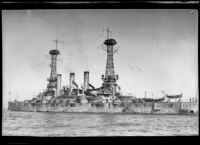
<box><xmin>3</xmin><ymin>9</ymin><xmax>198</xmax><ymax>109</ymax></box>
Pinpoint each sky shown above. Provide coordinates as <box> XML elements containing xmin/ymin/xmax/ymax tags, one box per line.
<box><xmin>2</xmin><ymin>9</ymin><xmax>198</xmax><ymax>109</ymax></box>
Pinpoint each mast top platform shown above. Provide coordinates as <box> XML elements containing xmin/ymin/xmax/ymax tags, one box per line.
<box><xmin>49</xmin><ymin>49</ymin><xmax>60</xmax><ymax>55</ymax></box>
<box><xmin>104</xmin><ymin>39</ymin><xmax>117</xmax><ymax>46</ymax></box>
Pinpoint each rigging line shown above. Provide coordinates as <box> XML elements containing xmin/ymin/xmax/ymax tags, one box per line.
<box><xmin>85</xmin><ymin>54</ymin><xmax>105</xmax><ymax>58</ymax></box>
<box><xmin>135</xmin><ymin>65</ymin><xmax>142</xmax><ymax>72</ymax></box>
<box><xmin>62</xmin><ymin>53</ymin><xmax>84</xmax><ymax>56</ymax></box>
<box><xmin>61</xmin><ymin>35</ymin><xmax>106</xmax><ymax>56</ymax></box>
<box><xmin>119</xmin><ymin>50</ymin><xmax>143</xmax><ymax>72</ymax></box>
<box><xmin>89</xmin><ymin>23</ymin><xmax>113</xmax><ymax>46</ymax></box>
<box><xmin>88</xmin><ymin>29</ymin><xmax>105</xmax><ymax>44</ymax></box>
<box><xmin>62</xmin><ymin>45</ymin><xmax>100</xmax><ymax>56</ymax></box>
<box><xmin>52</xmin><ymin>39</ymin><xmax>65</xmax><ymax>50</ymax></box>
<box><xmin>62</xmin><ymin>44</ymin><xmax>98</xmax><ymax>55</ymax></box>
<box><xmin>127</xmin><ymin>64</ymin><xmax>134</xmax><ymax>71</ymax></box>
<box><xmin>33</xmin><ymin>57</ymin><xmax>48</xmax><ymax>68</ymax></box>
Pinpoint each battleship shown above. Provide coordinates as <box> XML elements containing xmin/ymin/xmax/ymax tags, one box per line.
<box><xmin>8</xmin><ymin>26</ymin><xmax>198</xmax><ymax>115</ymax></box>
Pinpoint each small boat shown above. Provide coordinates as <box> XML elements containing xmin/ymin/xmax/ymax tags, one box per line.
<box><xmin>142</xmin><ymin>97</ymin><xmax>165</xmax><ymax>102</ymax></box>
<box><xmin>166</xmin><ymin>93</ymin><xmax>182</xmax><ymax>99</ymax></box>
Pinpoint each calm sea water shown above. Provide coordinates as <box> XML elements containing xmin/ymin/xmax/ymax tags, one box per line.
<box><xmin>2</xmin><ymin>110</ymin><xmax>199</xmax><ymax>136</ymax></box>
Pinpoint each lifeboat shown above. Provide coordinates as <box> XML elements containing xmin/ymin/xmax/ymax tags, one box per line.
<box><xmin>166</xmin><ymin>93</ymin><xmax>182</xmax><ymax>99</ymax></box>
<box><xmin>142</xmin><ymin>97</ymin><xmax>165</xmax><ymax>102</ymax></box>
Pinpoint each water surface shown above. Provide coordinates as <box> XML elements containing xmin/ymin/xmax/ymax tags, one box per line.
<box><xmin>2</xmin><ymin>111</ymin><xmax>198</xmax><ymax>136</ymax></box>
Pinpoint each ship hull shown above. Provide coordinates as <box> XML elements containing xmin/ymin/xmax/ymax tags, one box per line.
<box><xmin>8</xmin><ymin>102</ymin><xmax>198</xmax><ymax>115</ymax></box>
<box><xmin>153</xmin><ymin>102</ymin><xmax>180</xmax><ymax>114</ymax></box>
<box><xmin>123</xmin><ymin>102</ymin><xmax>154</xmax><ymax>114</ymax></box>
<box><xmin>8</xmin><ymin>102</ymin><xmax>124</xmax><ymax>113</ymax></box>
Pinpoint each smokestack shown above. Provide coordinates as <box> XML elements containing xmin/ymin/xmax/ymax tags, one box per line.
<box><xmin>69</xmin><ymin>73</ymin><xmax>75</xmax><ymax>93</ymax></box>
<box><xmin>84</xmin><ymin>71</ymin><xmax>89</xmax><ymax>92</ymax></box>
<box><xmin>73</xmin><ymin>81</ymin><xmax>79</xmax><ymax>95</ymax></box>
<box><xmin>56</xmin><ymin>74</ymin><xmax>62</xmax><ymax>97</ymax></box>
